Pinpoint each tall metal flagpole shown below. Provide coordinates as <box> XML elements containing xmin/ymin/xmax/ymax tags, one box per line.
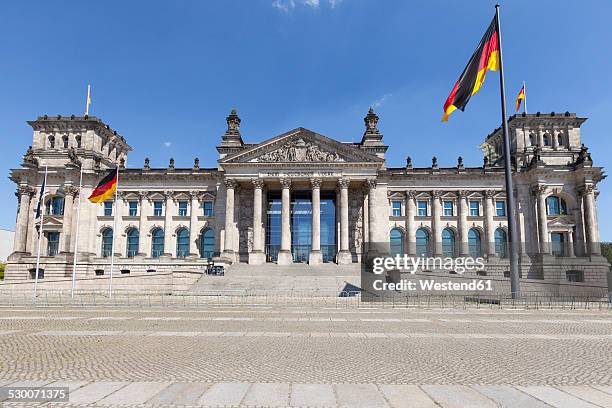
<box><xmin>495</xmin><ymin>4</ymin><xmax>521</xmax><ymax>297</ymax></box>
<box><xmin>34</xmin><ymin>166</ymin><xmax>48</xmax><ymax>299</ymax></box>
<box><xmin>70</xmin><ymin>163</ymin><xmax>84</xmax><ymax>298</ymax></box>
<box><xmin>108</xmin><ymin>166</ymin><xmax>119</xmax><ymax>298</ymax></box>
<box><xmin>523</xmin><ymin>80</ymin><xmax>528</xmax><ymax>114</ymax></box>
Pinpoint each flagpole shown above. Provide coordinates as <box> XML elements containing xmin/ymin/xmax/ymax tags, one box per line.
<box><xmin>523</xmin><ymin>80</ymin><xmax>528</xmax><ymax>114</ymax></box>
<box><xmin>70</xmin><ymin>163</ymin><xmax>84</xmax><ymax>298</ymax></box>
<box><xmin>495</xmin><ymin>4</ymin><xmax>521</xmax><ymax>298</ymax></box>
<box><xmin>108</xmin><ymin>166</ymin><xmax>119</xmax><ymax>298</ymax></box>
<box><xmin>85</xmin><ymin>83</ymin><xmax>91</xmax><ymax>116</ymax></box>
<box><xmin>34</xmin><ymin>166</ymin><xmax>48</xmax><ymax>299</ymax></box>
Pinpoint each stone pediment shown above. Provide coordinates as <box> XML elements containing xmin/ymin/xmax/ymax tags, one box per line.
<box><xmin>220</xmin><ymin>128</ymin><xmax>382</xmax><ymax>165</ymax></box>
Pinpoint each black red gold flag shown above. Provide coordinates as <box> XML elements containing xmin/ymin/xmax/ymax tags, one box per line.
<box><xmin>88</xmin><ymin>168</ymin><xmax>118</xmax><ymax>203</ymax></box>
<box><xmin>442</xmin><ymin>17</ymin><xmax>500</xmax><ymax>121</ymax></box>
<box><xmin>515</xmin><ymin>85</ymin><xmax>526</xmax><ymax>112</ymax></box>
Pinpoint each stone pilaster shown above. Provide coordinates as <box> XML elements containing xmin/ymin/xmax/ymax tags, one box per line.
<box><xmin>222</xmin><ymin>179</ymin><xmax>237</xmax><ymax>262</ymax></box>
<box><xmin>13</xmin><ymin>185</ymin><xmax>34</xmax><ymax>255</ymax></box>
<box><xmin>534</xmin><ymin>185</ymin><xmax>550</xmax><ymax>255</ymax></box>
<box><xmin>249</xmin><ymin>178</ymin><xmax>266</xmax><ymax>265</ymax></box>
<box><xmin>61</xmin><ymin>185</ymin><xmax>79</xmax><ymax>253</ymax></box>
<box><xmin>163</xmin><ymin>191</ymin><xmax>173</xmax><ymax>257</ymax></box>
<box><xmin>582</xmin><ymin>185</ymin><xmax>601</xmax><ymax>255</ymax></box>
<box><xmin>337</xmin><ymin>178</ymin><xmax>351</xmax><ymax>264</ymax></box>
<box><xmin>405</xmin><ymin>190</ymin><xmax>416</xmax><ymax>256</ymax></box>
<box><xmin>188</xmin><ymin>191</ymin><xmax>200</xmax><ymax>258</ymax></box>
<box><xmin>365</xmin><ymin>179</ymin><xmax>377</xmax><ymax>244</ymax></box>
<box><xmin>277</xmin><ymin>178</ymin><xmax>293</xmax><ymax>265</ymax></box>
<box><xmin>484</xmin><ymin>190</ymin><xmax>496</xmax><ymax>256</ymax></box>
<box><xmin>458</xmin><ymin>190</ymin><xmax>469</xmax><ymax>256</ymax></box>
<box><xmin>309</xmin><ymin>178</ymin><xmax>322</xmax><ymax>265</ymax></box>
<box><xmin>137</xmin><ymin>192</ymin><xmax>147</xmax><ymax>256</ymax></box>
<box><xmin>432</xmin><ymin>190</ymin><xmax>442</xmax><ymax>256</ymax></box>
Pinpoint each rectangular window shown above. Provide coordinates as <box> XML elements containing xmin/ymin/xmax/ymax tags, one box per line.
<box><xmin>203</xmin><ymin>201</ymin><xmax>214</xmax><ymax>217</ymax></box>
<box><xmin>104</xmin><ymin>201</ymin><xmax>113</xmax><ymax>217</ymax></box>
<box><xmin>391</xmin><ymin>201</ymin><xmax>402</xmax><ymax>217</ymax></box>
<box><xmin>566</xmin><ymin>270</ymin><xmax>584</xmax><ymax>283</ymax></box>
<box><xmin>495</xmin><ymin>200</ymin><xmax>506</xmax><ymax>216</ymax></box>
<box><xmin>128</xmin><ymin>201</ymin><xmax>138</xmax><ymax>216</ymax></box>
<box><xmin>417</xmin><ymin>200</ymin><xmax>428</xmax><ymax>216</ymax></box>
<box><xmin>178</xmin><ymin>201</ymin><xmax>188</xmax><ymax>216</ymax></box>
<box><xmin>153</xmin><ymin>201</ymin><xmax>163</xmax><ymax>217</ymax></box>
<box><xmin>47</xmin><ymin>232</ymin><xmax>60</xmax><ymax>256</ymax></box>
<box><xmin>443</xmin><ymin>200</ymin><xmax>454</xmax><ymax>216</ymax></box>
<box><xmin>469</xmin><ymin>200</ymin><xmax>480</xmax><ymax>216</ymax></box>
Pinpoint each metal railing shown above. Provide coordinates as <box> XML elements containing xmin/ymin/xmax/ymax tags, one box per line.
<box><xmin>0</xmin><ymin>289</ymin><xmax>608</xmax><ymax>310</ymax></box>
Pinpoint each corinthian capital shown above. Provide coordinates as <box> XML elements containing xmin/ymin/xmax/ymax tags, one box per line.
<box><xmin>225</xmin><ymin>178</ymin><xmax>238</xmax><ymax>189</ymax></box>
<box><xmin>364</xmin><ymin>179</ymin><xmax>377</xmax><ymax>190</ymax></box>
<box><xmin>63</xmin><ymin>185</ymin><xmax>80</xmax><ymax>197</ymax></box>
<box><xmin>309</xmin><ymin>178</ymin><xmax>322</xmax><ymax>189</ymax></box>
<box><xmin>280</xmin><ymin>178</ymin><xmax>292</xmax><ymax>189</ymax></box>
<box><xmin>338</xmin><ymin>178</ymin><xmax>350</xmax><ymax>189</ymax></box>
<box><xmin>252</xmin><ymin>178</ymin><xmax>265</xmax><ymax>189</ymax></box>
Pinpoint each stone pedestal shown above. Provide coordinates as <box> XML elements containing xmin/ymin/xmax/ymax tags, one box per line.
<box><xmin>336</xmin><ymin>250</ymin><xmax>352</xmax><ymax>265</ymax></box>
<box><xmin>248</xmin><ymin>250</ymin><xmax>266</xmax><ymax>265</ymax></box>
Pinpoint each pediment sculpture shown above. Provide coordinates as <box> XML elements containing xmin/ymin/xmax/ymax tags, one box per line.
<box><xmin>254</xmin><ymin>138</ymin><xmax>345</xmax><ymax>163</ymax></box>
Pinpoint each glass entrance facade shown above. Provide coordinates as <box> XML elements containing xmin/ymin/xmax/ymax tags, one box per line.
<box><xmin>265</xmin><ymin>190</ymin><xmax>337</xmax><ymax>263</ymax></box>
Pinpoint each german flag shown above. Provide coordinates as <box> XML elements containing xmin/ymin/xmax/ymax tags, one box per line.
<box><xmin>88</xmin><ymin>168</ymin><xmax>118</xmax><ymax>203</ymax></box>
<box><xmin>442</xmin><ymin>17</ymin><xmax>500</xmax><ymax>122</ymax></box>
<box><xmin>515</xmin><ymin>84</ymin><xmax>526</xmax><ymax>112</ymax></box>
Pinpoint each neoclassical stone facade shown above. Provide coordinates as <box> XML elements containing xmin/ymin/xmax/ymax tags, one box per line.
<box><xmin>5</xmin><ymin>109</ymin><xmax>609</xmax><ymax>293</ymax></box>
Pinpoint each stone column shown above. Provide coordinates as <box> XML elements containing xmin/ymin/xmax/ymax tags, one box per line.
<box><xmin>582</xmin><ymin>185</ymin><xmax>601</xmax><ymax>255</ymax></box>
<box><xmin>366</xmin><ymin>179</ymin><xmax>377</xmax><ymax>244</ymax></box>
<box><xmin>163</xmin><ymin>191</ymin><xmax>173</xmax><ymax>257</ymax></box>
<box><xmin>337</xmin><ymin>178</ymin><xmax>351</xmax><ymax>264</ymax></box>
<box><xmin>13</xmin><ymin>185</ymin><xmax>34</xmax><ymax>254</ymax></box>
<box><xmin>277</xmin><ymin>178</ymin><xmax>293</xmax><ymax>265</ymax></box>
<box><xmin>484</xmin><ymin>190</ymin><xmax>496</xmax><ymax>256</ymax></box>
<box><xmin>534</xmin><ymin>185</ymin><xmax>550</xmax><ymax>255</ymax></box>
<box><xmin>249</xmin><ymin>178</ymin><xmax>266</xmax><ymax>264</ymax></box>
<box><xmin>405</xmin><ymin>190</ymin><xmax>416</xmax><ymax>256</ymax></box>
<box><xmin>309</xmin><ymin>178</ymin><xmax>322</xmax><ymax>265</ymax></box>
<box><xmin>188</xmin><ymin>191</ymin><xmax>200</xmax><ymax>258</ymax></box>
<box><xmin>222</xmin><ymin>179</ymin><xmax>237</xmax><ymax>261</ymax></box>
<box><xmin>458</xmin><ymin>190</ymin><xmax>469</xmax><ymax>256</ymax></box>
<box><xmin>60</xmin><ymin>185</ymin><xmax>78</xmax><ymax>253</ymax></box>
<box><xmin>566</xmin><ymin>231</ymin><xmax>575</xmax><ymax>257</ymax></box>
<box><xmin>137</xmin><ymin>192</ymin><xmax>147</xmax><ymax>256</ymax></box>
<box><xmin>432</xmin><ymin>190</ymin><xmax>442</xmax><ymax>256</ymax></box>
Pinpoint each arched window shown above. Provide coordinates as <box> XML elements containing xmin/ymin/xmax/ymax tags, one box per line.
<box><xmin>48</xmin><ymin>135</ymin><xmax>55</xmax><ymax>149</ymax></box>
<box><xmin>126</xmin><ymin>228</ymin><xmax>139</xmax><ymax>258</ymax></box>
<box><xmin>62</xmin><ymin>135</ymin><xmax>69</xmax><ymax>149</ymax></box>
<box><xmin>494</xmin><ymin>228</ymin><xmax>507</xmax><ymax>258</ymax></box>
<box><xmin>416</xmin><ymin>228</ymin><xmax>430</xmax><ymax>257</ymax></box>
<box><xmin>45</xmin><ymin>196</ymin><xmax>64</xmax><ymax>216</ymax></box>
<box><xmin>468</xmin><ymin>228</ymin><xmax>482</xmax><ymax>257</ymax></box>
<box><xmin>442</xmin><ymin>228</ymin><xmax>456</xmax><ymax>257</ymax></box>
<box><xmin>176</xmin><ymin>228</ymin><xmax>189</xmax><ymax>258</ymax></box>
<box><xmin>543</xmin><ymin>133</ymin><xmax>551</xmax><ymax>146</ymax></box>
<box><xmin>390</xmin><ymin>228</ymin><xmax>404</xmax><ymax>256</ymax></box>
<box><xmin>200</xmin><ymin>228</ymin><xmax>215</xmax><ymax>259</ymax></box>
<box><xmin>101</xmin><ymin>228</ymin><xmax>113</xmax><ymax>258</ymax></box>
<box><xmin>546</xmin><ymin>196</ymin><xmax>567</xmax><ymax>216</ymax></box>
<box><xmin>151</xmin><ymin>228</ymin><xmax>164</xmax><ymax>258</ymax></box>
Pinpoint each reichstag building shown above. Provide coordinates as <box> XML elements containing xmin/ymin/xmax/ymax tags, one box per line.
<box><xmin>5</xmin><ymin>109</ymin><xmax>609</xmax><ymax>294</ymax></box>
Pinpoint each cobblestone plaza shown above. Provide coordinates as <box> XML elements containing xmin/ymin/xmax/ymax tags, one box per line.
<box><xmin>0</xmin><ymin>305</ymin><xmax>610</xmax><ymax>407</ymax></box>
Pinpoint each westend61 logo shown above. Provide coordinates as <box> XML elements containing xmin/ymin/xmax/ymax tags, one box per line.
<box><xmin>368</xmin><ymin>255</ymin><xmax>493</xmax><ymax>292</ymax></box>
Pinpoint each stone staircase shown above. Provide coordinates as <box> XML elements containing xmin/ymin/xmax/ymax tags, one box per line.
<box><xmin>186</xmin><ymin>263</ymin><xmax>361</xmax><ymax>295</ymax></box>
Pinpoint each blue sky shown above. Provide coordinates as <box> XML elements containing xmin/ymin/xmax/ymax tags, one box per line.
<box><xmin>1</xmin><ymin>0</ymin><xmax>610</xmax><ymax>239</ymax></box>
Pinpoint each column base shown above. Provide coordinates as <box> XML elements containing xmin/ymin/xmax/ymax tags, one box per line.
<box><xmin>336</xmin><ymin>250</ymin><xmax>352</xmax><ymax>265</ymax></box>
<box><xmin>277</xmin><ymin>250</ymin><xmax>293</xmax><ymax>265</ymax></box>
<box><xmin>221</xmin><ymin>250</ymin><xmax>236</xmax><ymax>264</ymax></box>
<box><xmin>308</xmin><ymin>250</ymin><xmax>322</xmax><ymax>265</ymax></box>
<box><xmin>248</xmin><ymin>251</ymin><xmax>266</xmax><ymax>265</ymax></box>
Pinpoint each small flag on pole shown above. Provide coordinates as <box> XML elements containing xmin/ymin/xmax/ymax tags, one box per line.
<box><xmin>35</xmin><ymin>178</ymin><xmax>46</xmax><ymax>219</ymax></box>
<box><xmin>85</xmin><ymin>83</ymin><xmax>92</xmax><ymax>115</ymax></box>
<box><xmin>442</xmin><ymin>17</ymin><xmax>500</xmax><ymax>122</ymax></box>
<box><xmin>515</xmin><ymin>82</ymin><xmax>526</xmax><ymax>112</ymax></box>
<box><xmin>88</xmin><ymin>168</ymin><xmax>118</xmax><ymax>203</ymax></box>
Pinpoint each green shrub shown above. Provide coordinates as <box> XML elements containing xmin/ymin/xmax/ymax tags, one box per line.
<box><xmin>602</xmin><ymin>243</ymin><xmax>612</xmax><ymax>268</ymax></box>
<box><xmin>0</xmin><ymin>263</ymin><xmax>4</xmax><ymax>280</ymax></box>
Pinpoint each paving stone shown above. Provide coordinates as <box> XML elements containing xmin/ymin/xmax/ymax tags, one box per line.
<box><xmin>198</xmin><ymin>382</ymin><xmax>250</xmax><ymax>406</ymax></box>
<box><xmin>336</xmin><ymin>383</ymin><xmax>388</xmax><ymax>408</ymax></box>
<box><xmin>242</xmin><ymin>382</ymin><xmax>290</xmax><ymax>407</ymax></box>
<box><xmin>472</xmin><ymin>385</ymin><xmax>552</xmax><ymax>408</ymax></box>
<box><xmin>592</xmin><ymin>385</ymin><xmax>612</xmax><ymax>395</ymax></box>
<box><xmin>379</xmin><ymin>384</ymin><xmax>437</xmax><ymax>408</ymax></box>
<box><xmin>291</xmin><ymin>383</ymin><xmax>336</xmax><ymax>407</ymax></box>
<box><xmin>68</xmin><ymin>381</ymin><xmax>127</xmax><ymax>404</ymax></box>
<box><xmin>559</xmin><ymin>386</ymin><xmax>612</xmax><ymax>407</ymax></box>
<box><xmin>421</xmin><ymin>385</ymin><xmax>498</xmax><ymax>408</ymax></box>
<box><xmin>97</xmin><ymin>381</ymin><xmax>170</xmax><ymax>405</ymax></box>
<box><xmin>517</xmin><ymin>386</ymin><xmax>600</xmax><ymax>408</ymax></box>
<box><xmin>147</xmin><ymin>381</ymin><xmax>211</xmax><ymax>405</ymax></box>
